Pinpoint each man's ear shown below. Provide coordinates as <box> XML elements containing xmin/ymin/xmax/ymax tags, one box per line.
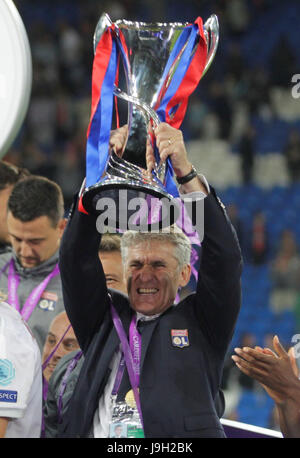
<box><xmin>58</xmin><ymin>218</ymin><xmax>67</xmax><ymax>236</ymax></box>
<box><xmin>179</xmin><ymin>264</ymin><xmax>192</xmax><ymax>288</ymax></box>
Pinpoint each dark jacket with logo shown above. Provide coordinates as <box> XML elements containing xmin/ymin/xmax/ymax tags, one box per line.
<box><xmin>0</xmin><ymin>251</ymin><xmax>64</xmax><ymax>352</ymax></box>
<box><xmin>58</xmin><ymin>188</ymin><xmax>242</xmax><ymax>438</ymax></box>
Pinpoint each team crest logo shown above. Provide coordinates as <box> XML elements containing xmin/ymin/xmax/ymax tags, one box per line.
<box><xmin>171</xmin><ymin>329</ymin><xmax>189</xmax><ymax>348</ymax></box>
<box><xmin>0</xmin><ymin>359</ymin><xmax>15</xmax><ymax>386</ymax></box>
<box><xmin>38</xmin><ymin>291</ymin><xmax>58</xmax><ymax>312</ymax></box>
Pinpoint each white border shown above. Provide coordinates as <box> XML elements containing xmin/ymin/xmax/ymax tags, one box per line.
<box><xmin>221</xmin><ymin>418</ymin><xmax>283</xmax><ymax>438</ymax></box>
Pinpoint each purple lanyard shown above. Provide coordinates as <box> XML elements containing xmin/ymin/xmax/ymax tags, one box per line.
<box><xmin>41</xmin><ymin>323</ymin><xmax>75</xmax><ymax>437</ymax></box>
<box><xmin>0</xmin><ymin>260</ymin><xmax>10</xmax><ymax>277</ymax></box>
<box><xmin>111</xmin><ymin>354</ymin><xmax>125</xmax><ymax>396</ymax></box>
<box><xmin>110</xmin><ymin>296</ymin><xmax>143</xmax><ymax>428</ymax></box>
<box><xmin>57</xmin><ymin>349</ymin><xmax>83</xmax><ymax>423</ymax></box>
<box><xmin>7</xmin><ymin>259</ymin><xmax>60</xmax><ymax>321</ymax></box>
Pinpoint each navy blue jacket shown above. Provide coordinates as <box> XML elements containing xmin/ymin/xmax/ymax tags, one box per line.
<box><xmin>58</xmin><ymin>188</ymin><xmax>242</xmax><ymax>438</ymax></box>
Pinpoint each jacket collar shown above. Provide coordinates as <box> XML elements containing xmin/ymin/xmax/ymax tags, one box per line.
<box><xmin>11</xmin><ymin>250</ymin><xmax>59</xmax><ymax>277</ymax></box>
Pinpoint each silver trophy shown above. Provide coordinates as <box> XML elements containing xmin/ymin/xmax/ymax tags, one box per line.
<box><xmin>82</xmin><ymin>13</ymin><xmax>219</xmax><ymax>228</ymax></box>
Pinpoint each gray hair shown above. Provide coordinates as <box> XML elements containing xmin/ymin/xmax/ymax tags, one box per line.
<box><xmin>120</xmin><ymin>226</ymin><xmax>191</xmax><ymax>269</ymax></box>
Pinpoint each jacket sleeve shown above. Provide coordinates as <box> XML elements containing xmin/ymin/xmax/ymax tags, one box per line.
<box><xmin>59</xmin><ymin>198</ymin><xmax>109</xmax><ymax>352</ymax></box>
<box><xmin>191</xmin><ymin>187</ymin><xmax>243</xmax><ymax>352</ymax></box>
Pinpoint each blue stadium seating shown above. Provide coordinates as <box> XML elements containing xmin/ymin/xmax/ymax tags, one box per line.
<box><xmin>237</xmin><ymin>389</ymin><xmax>275</xmax><ymax>428</ymax></box>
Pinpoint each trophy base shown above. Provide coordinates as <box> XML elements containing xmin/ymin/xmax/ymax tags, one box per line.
<box><xmin>82</xmin><ymin>178</ymin><xmax>177</xmax><ymax>232</ymax></box>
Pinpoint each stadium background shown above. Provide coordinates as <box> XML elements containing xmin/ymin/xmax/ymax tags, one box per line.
<box><xmin>5</xmin><ymin>0</ymin><xmax>300</xmax><ymax>431</ymax></box>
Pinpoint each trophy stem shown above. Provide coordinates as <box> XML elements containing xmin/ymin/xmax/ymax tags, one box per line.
<box><xmin>113</xmin><ymin>86</ymin><xmax>160</xmax><ymax>128</ymax></box>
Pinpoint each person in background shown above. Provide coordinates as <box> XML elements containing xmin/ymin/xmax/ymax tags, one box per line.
<box><xmin>232</xmin><ymin>335</ymin><xmax>300</xmax><ymax>438</ymax></box>
<box><xmin>0</xmin><ymin>176</ymin><xmax>66</xmax><ymax>352</ymax></box>
<box><xmin>227</xmin><ymin>204</ymin><xmax>243</xmax><ymax>249</ymax></box>
<box><xmin>250</xmin><ymin>211</ymin><xmax>268</xmax><ymax>265</ymax></box>
<box><xmin>269</xmin><ymin>229</ymin><xmax>300</xmax><ymax>315</ymax></box>
<box><xmin>43</xmin><ymin>233</ymin><xmax>126</xmax><ymax>438</ymax></box>
<box><xmin>42</xmin><ymin>311</ymin><xmax>79</xmax><ymax>384</ymax></box>
<box><xmin>0</xmin><ymin>161</ymin><xmax>30</xmax><ymax>254</ymax></box>
<box><xmin>238</xmin><ymin>123</ymin><xmax>256</xmax><ymax>185</ymax></box>
<box><xmin>284</xmin><ymin>129</ymin><xmax>300</xmax><ymax>183</ymax></box>
<box><xmin>0</xmin><ymin>301</ymin><xmax>42</xmax><ymax>438</ymax></box>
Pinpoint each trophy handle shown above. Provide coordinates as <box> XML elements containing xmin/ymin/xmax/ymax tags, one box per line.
<box><xmin>113</xmin><ymin>86</ymin><xmax>160</xmax><ymax>128</ymax></box>
<box><xmin>113</xmin><ymin>85</ymin><xmax>165</xmax><ymax>177</ymax></box>
<box><xmin>93</xmin><ymin>13</ymin><xmax>112</xmax><ymax>52</ymax></box>
<box><xmin>203</xmin><ymin>14</ymin><xmax>219</xmax><ymax>77</ymax></box>
<box><xmin>112</xmin><ymin>86</ymin><xmax>165</xmax><ymax>178</ymax></box>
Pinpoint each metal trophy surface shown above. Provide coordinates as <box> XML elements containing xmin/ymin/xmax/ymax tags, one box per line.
<box><xmin>0</xmin><ymin>0</ymin><xmax>32</xmax><ymax>158</ymax></box>
<box><xmin>81</xmin><ymin>13</ymin><xmax>219</xmax><ymax>229</ymax></box>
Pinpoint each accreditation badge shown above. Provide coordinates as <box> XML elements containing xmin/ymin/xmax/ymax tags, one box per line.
<box><xmin>171</xmin><ymin>329</ymin><xmax>190</xmax><ymax>348</ymax></box>
<box><xmin>108</xmin><ymin>393</ymin><xmax>144</xmax><ymax>438</ymax></box>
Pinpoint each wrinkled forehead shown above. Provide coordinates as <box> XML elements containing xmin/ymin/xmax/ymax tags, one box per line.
<box><xmin>126</xmin><ymin>239</ymin><xmax>177</xmax><ymax>261</ymax></box>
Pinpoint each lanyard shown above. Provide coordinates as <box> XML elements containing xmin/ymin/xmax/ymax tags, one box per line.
<box><xmin>6</xmin><ymin>259</ymin><xmax>60</xmax><ymax>321</ymax></box>
<box><xmin>110</xmin><ymin>296</ymin><xmax>143</xmax><ymax>428</ymax></box>
<box><xmin>41</xmin><ymin>323</ymin><xmax>75</xmax><ymax>437</ymax></box>
<box><xmin>111</xmin><ymin>354</ymin><xmax>125</xmax><ymax>396</ymax></box>
<box><xmin>57</xmin><ymin>349</ymin><xmax>83</xmax><ymax>423</ymax></box>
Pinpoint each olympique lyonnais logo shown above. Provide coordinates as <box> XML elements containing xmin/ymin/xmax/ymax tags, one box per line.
<box><xmin>171</xmin><ymin>329</ymin><xmax>190</xmax><ymax>348</ymax></box>
<box><xmin>0</xmin><ymin>359</ymin><xmax>15</xmax><ymax>386</ymax></box>
<box><xmin>38</xmin><ymin>291</ymin><xmax>58</xmax><ymax>312</ymax></box>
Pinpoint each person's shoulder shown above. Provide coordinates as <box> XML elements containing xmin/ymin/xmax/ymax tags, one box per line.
<box><xmin>0</xmin><ymin>302</ymin><xmax>41</xmax><ymax>362</ymax></box>
<box><xmin>54</xmin><ymin>350</ymin><xmax>81</xmax><ymax>373</ymax></box>
<box><xmin>108</xmin><ymin>288</ymin><xmax>130</xmax><ymax>311</ymax></box>
<box><xmin>109</xmin><ymin>288</ymin><xmax>129</xmax><ymax>303</ymax></box>
<box><xmin>0</xmin><ymin>245</ymin><xmax>12</xmax><ymax>256</ymax></box>
<box><xmin>0</xmin><ymin>301</ymin><xmax>21</xmax><ymax>321</ymax></box>
<box><xmin>0</xmin><ymin>251</ymin><xmax>12</xmax><ymax>267</ymax></box>
<box><xmin>174</xmin><ymin>293</ymin><xmax>196</xmax><ymax>310</ymax></box>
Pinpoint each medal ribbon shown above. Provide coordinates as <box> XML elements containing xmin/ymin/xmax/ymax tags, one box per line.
<box><xmin>86</xmin><ymin>28</ymin><xmax>117</xmax><ymax>188</ymax></box>
<box><xmin>155</xmin><ymin>17</ymin><xmax>207</xmax><ymax>128</ymax></box>
<box><xmin>150</xmin><ymin>17</ymin><xmax>207</xmax><ymax>197</ymax></box>
<box><xmin>7</xmin><ymin>259</ymin><xmax>60</xmax><ymax>321</ymax></box>
<box><xmin>110</xmin><ymin>297</ymin><xmax>144</xmax><ymax>429</ymax></box>
<box><xmin>85</xmin><ymin>27</ymin><xmax>129</xmax><ymax>189</ymax></box>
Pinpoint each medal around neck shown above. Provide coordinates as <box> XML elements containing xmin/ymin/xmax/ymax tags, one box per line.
<box><xmin>81</xmin><ymin>13</ymin><xmax>219</xmax><ymax>229</ymax></box>
<box><xmin>0</xmin><ymin>0</ymin><xmax>32</xmax><ymax>158</ymax></box>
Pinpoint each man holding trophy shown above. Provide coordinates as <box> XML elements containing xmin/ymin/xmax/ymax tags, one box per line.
<box><xmin>57</xmin><ymin>13</ymin><xmax>242</xmax><ymax>438</ymax></box>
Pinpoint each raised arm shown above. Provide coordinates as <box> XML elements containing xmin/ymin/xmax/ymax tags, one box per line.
<box><xmin>59</xmin><ymin>126</ymin><xmax>130</xmax><ymax>351</ymax></box>
<box><xmin>151</xmin><ymin>123</ymin><xmax>242</xmax><ymax>352</ymax></box>
<box><xmin>194</xmin><ymin>187</ymin><xmax>242</xmax><ymax>352</ymax></box>
<box><xmin>59</xmin><ymin>201</ymin><xmax>107</xmax><ymax>352</ymax></box>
